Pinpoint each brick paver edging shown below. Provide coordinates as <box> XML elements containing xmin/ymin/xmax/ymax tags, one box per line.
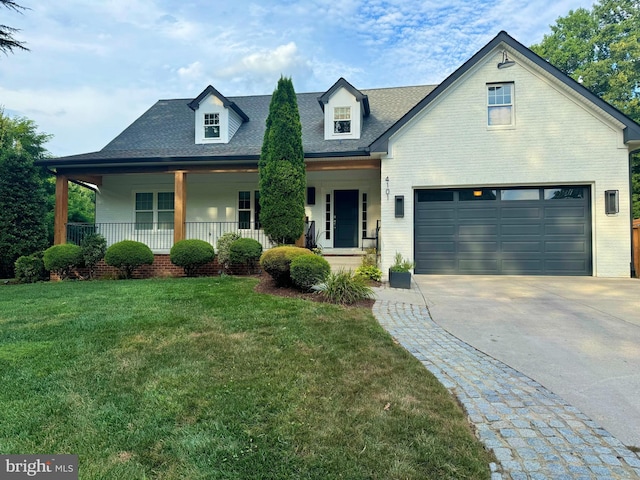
<box><xmin>373</xmin><ymin>300</ymin><xmax>640</xmax><ymax>480</ymax></box>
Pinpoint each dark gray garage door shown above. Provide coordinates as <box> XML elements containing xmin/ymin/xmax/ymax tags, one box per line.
<box><xmin>414</xmin><ymin>187</ymin><xmax>592</xmax><ymax>275</ymax></box>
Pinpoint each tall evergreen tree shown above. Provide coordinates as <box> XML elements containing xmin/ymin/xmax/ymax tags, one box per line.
<box><xmin>258</xmin><ymin>77</ymin><xmax>306</xmax><ymax>244</ymax></box>
<box><xmin>531</xmin><ymin>0</ymin><xmax>640</xmax><ymax>217</ymax></box>
<box><xmin>0</xmin><ymin>112</ymin><xmax>49</xmax><ymax>277</ymax></box>
<box><xmin>0</xmin><ymin>0</ymin><xmax>29</xmax><ymax>55</ymax></box>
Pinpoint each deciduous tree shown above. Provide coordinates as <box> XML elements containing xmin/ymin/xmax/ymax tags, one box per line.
<box><xmin>532</xmin><ymin>0</ymin><xmax>640</xmax><ymax>217</ymax></box>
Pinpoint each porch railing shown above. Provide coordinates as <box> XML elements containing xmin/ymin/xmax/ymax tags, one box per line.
<box><xmin>66</xmin><ymin>222</ymin><xmax>276</xmax><ymax>251</ymax></box>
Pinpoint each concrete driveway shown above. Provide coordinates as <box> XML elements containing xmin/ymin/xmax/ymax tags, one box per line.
<box><xmin>412</xmin><ymin>275</ymin><xmax>640</xmax><ymax>448</ymax></box>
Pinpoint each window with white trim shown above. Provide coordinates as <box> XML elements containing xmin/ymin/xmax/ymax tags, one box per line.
<box><xmin>238</xmin><ymin>191</ymin><xmax>251</xmax><ymax>229</ymax></box>
<box><xmin>333</xmin><ymin>107</ymin><xmax>351</xmax><ymax>134</ymax></box>
<box><xmin>204</xmin><ymin>113</ymin><xmax>220</xmax><ymax>138</ymax></box>
<box><xmin>135</xmin><ymin>192</ymin><xmax>174</xmax><ymax>230</ymax></box>
<box><xmin>487</xmin><ymin>83</ymin><xmax>514</xmax><ymax>126</ymax></box>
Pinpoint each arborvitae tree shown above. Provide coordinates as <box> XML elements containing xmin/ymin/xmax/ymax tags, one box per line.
<box><xmin>258</xmin><ymin>77</ymin><xmax>306</xmax><ymax>244</ymax></box>
<box><xmin>0</xmin><ymin>112</ymin><xmax>50</xmax><ymax>278</ymax></box>
<box><xmin>0</xmin><ymin>149</ymin><xmax>48</xmax><ymax>277</ymax></box>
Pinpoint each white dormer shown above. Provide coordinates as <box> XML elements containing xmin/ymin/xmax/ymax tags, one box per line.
<box><xmin>318</xmin><ymin>78</ymin><xmax>370</xmax><ymax>140</ymax></box>
<box><xmin>188</xmin><ymin>85</ymin><xmax>249</xmax><ymax>145</ymax></box>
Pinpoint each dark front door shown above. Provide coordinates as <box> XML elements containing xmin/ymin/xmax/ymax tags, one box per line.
<box><xmin>334</xmin><ymin>190</ymin><xmax>359</xmax><ymax>248</ymax></box>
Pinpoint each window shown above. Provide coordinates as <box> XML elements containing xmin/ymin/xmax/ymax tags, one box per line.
<box><xmin>488</xmin><ymin>83</ymin><xmax>513</xmax><ymax>126</ymax></box>
<box><xmin>362</xmin><ymin>193</ymin><xmax>368</xmax><ymax>239</ymax></box>
<box><xmin>325</xmin><ymin>194</ymin><xmax>331</xmax><ymax>240</ymax></box>
<box><xmin>459</xmin><ymin>189</ymin><xmax>497</xmax><ymax>201</ymax></box>
<box><xmin>333</xmin><ymin>107</ymin><xmax>351</xmax><ymax>134</ymax></box>
<box><xmin>204</xmin><ymin>113</ymin><xmax>220</xmax><ymax>138</ymax></box>
<box><xmin>544</xmin><ymin>187</ymin><xmax>584</xmax><ymax>200</ymax></box>
<box><xmin>135</xmin><ymin>192</ymin><xmax>174</xmax><ymax>230</ymax></box>
<box><xmin>501</xmin><ymin>189</ymin><xmax>539</xmax><ymax>201</ymax></box>
<box><xmin>238</xmin><ymin>191</ymin><xmax>251</xmax><ymax>229</ymax></box>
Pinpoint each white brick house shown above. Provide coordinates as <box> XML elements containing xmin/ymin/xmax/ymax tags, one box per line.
<box><xmin>39</xmin><ymin>32</ymin><xmax>640</xmax><ymax>277</ymax></box>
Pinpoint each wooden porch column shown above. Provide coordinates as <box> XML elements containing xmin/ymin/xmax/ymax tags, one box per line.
<box><xmin>54</xmin><ymin>174</ymin><xmax>69</xmax><ymax>245</ymax></box>
<box><xmin>174</xmin><ymin>171</ymin><xmax>187</xmax><ymax>244</ymax></box>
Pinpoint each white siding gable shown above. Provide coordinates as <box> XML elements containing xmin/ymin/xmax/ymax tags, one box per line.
<box><xmin>324</xmin><ymin>88</ymin><xmax>363</xmax><ymax>140</ymax></box>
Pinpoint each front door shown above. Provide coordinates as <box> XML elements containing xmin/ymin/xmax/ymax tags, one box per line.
<box><xmin>334</xmin><ymin>190</ymin><xmax>359</xmax><ymax>248</ymax></box>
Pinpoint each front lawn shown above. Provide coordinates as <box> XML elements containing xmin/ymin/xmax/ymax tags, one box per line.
<box><xmin>0</xmin><ymin>277</ymin><xmax>492</xmax><ymax>479</ymax></box>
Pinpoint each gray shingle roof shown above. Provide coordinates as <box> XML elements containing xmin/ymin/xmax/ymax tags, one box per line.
<box><xmin>42</xmin><ymin>84</ymin><xmax>436</xmax><ymax>166</ymax></box>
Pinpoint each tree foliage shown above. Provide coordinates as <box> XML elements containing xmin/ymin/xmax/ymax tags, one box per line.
<box><xmin>0</xmin><ymin>0</ymin><xmax>29</xmax><ymax>55</ymax></box>
<box><xmin>258</xmin><ymin>76</ymin><xmax>306</xmax><ymax>244</ymax></box>
<box><xmin>0</xmin><ymin>111</ymin><xmax>50</xmax><ymax>277</ymax></box>
<box><xmin>531</xmin><ymin>0</ymin><xmax>640</xmax><ymax>217</ymax></box>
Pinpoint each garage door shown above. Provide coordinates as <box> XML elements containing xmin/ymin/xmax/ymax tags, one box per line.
<box><xmin>414</xmin><ymin>187</ymin><xmax>592</xmax><ymax>275</ymax></box>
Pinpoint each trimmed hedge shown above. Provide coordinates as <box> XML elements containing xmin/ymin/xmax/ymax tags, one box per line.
<box><xmin>259</xmin><ymin>246</ymin><xmax>312</xmax><ymax>286</ymax></box>
<box><xmin>14</xmin><ymin>253</ymin><xmax>46</xmax><ymax>283</ymax></box>
<box><xmin>290</xmin><ymin>254</ymin><xmax>330</xmax><ymax>291</ymax></box>
<box><xmin>229</xmin><ymin>238</ymin><xmax>263</xmax><ymax>273</ymax></box>
<box><xmin>104</xmin><ymin>240</ymin><xmax>154</xmax><ymax>279</ymax></box>
<box><xmin>170</xmin><ymin>239</ymin><xmax>215</xmax><ymax>276</ymax></box>
<box><xmin>43</xmin><ymin>244</ymin><xmax>83</xmax><ymax>280</ymax></box>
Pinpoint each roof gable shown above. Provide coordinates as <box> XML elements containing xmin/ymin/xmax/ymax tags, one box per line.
<box><xmin>188</xmin><ymin>85</ymin><xmax>250</xmax><ymax>122</ymax></box>
<box><xmin>317</xmin><ymin>77</ymin><xmax>370</xmax><ymax>116</ymax></box>
<box><xmin>370</xmin><ymin>31</ymin><xmax>640</xmax><ymax>152</ymax></box>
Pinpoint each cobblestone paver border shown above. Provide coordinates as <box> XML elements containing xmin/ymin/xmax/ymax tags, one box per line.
<box><xmin>373</xmin><ymin>300</ymin><xmax>640</xmax><ymax>480</ymax></box>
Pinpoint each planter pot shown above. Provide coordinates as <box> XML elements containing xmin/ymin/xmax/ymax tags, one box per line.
<box><xmin>389</xmin><ymin>270</ymin><xmax>411</xmax><ymax>289</ymax></box>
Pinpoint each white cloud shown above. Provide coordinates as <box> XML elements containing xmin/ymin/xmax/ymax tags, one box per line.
<box><xmin>0</xmin><ymin>86</ymin><xmax>160</xmax><ymax>156</ymax></box>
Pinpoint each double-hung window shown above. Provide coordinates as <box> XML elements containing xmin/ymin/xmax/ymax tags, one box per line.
<box><xmin>238</xmin><ymin>191</ymin><xmax>262</xmax><ymax>230</ymax></box>
<box><xmin>204</xmin><ymin>113</ymin><xmax>220</xmax><ymax>138</ymax></box>
<box><xmin>135</xmin><ymin>192</ymin><xmax>174</xmax><ymax>230</ymax></box>
<box><xmin>333</xmin><ymin>107</ymin><xmax>351</xmax><ymax>133</ymax></box>
<box><xmin>487</xmin><ymin>83</ymin><xmax>514</xmax><ymax>126</ymax></box>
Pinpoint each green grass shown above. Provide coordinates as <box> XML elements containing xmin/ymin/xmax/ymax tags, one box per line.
<box><xmin>0</xmin><ymin>277</ymin><xmax>492</xmax><ymax>479</ymax></box>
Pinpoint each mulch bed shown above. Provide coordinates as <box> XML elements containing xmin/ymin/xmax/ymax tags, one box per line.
<box><xmin>253</xmin><ymin>272</ymin><xmax>376</xmax><ymax>309</ymax></box>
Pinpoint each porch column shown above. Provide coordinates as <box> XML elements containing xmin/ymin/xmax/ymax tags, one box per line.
<box><xmin>54</xmin><ymin>174</ymin><xmax>69</xmax><ymax>245</ymax></box>
<box><xmin>174</xmin><ymin>171</ymin><xmax>187</xmax><ymax>244</ymax></box>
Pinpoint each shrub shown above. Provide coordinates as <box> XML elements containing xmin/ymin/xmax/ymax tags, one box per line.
<box><xmin>313</xmin><ymin>270</ymin><xmax>374</xmax><ymax>305</ymax></box>
<box><xmin>43</xmin><ymin>244</ymin><xmax>83</xmax><ymax>280</ymax></box>
<box><xmin>229</xmin><ymin>238</ymin><xmax>263</xmax><ymax>274</ymax></box>
<box><xmin>80</xmin><ymin>233</ymin><xmax>106</xmax><ymax>279</ymax></box>
<box><xmin>259</xmin><ymin>246</ymin><xmax>312</xmax><ymax>286</ymax></box>
<box><xmin>290</xmin><ymin>254</ymin><xmax>331</xmax><ymax>291</ymax></box>
<box><xmin>170</xmin><ymin>239</ymin><xmax>215</xmax><ymax>276</ymax></box>
<box><xmin>14</xmin><ymin>253</ymin><xmax>46</xmax><ymax>283</ymax></box>
<box><xmin>355</xmin><ymin>265</ymin><xmax>383</xmax><ymax>282</ymax></box>
<box><xmin>104</xmin><ymin>240</ymin><xmax>154</xmax><ymax>279</ymax></box>
<box><xmin>361</xmin><ymin>247</ymin><xmax>378</xmax><ymax>267</ymax></box>
<box><xmin>216</xmin><ymin>232</ymin><xmax>241</xmax><ymax>272</ymax></box>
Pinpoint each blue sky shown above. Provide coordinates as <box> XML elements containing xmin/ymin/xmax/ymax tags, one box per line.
<box><xmin>0</xmin><ymin>0</ymin><xmax>594</xmax><ymax>157</ymax></box>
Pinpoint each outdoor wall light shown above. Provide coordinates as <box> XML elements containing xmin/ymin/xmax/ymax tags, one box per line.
<box><xmin>395</xmin><ymin>196</ymin><xmax>404</xmax><ymax>218</ymax></box>
<box><xmin>605</xmin><ymin>190</ymin><xmax>619</xmax><ymax>215</ymax></box>
<box><xmin>497</xmin><ymin>51</ymin><xmax>516</xmax><ymax>69</ymax></box>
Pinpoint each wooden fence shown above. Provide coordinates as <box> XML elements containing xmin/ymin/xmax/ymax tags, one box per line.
<box><xmin>634</xmin><ymin>219</ymin><xmax>640</xmax><ymax>278</ymax></box>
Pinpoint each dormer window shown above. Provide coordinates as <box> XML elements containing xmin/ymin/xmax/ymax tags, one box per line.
<box><xmin>204</xmin><ymin>113</ymin><xmax>220</xmax><ymax>138</ymax></box>
<box><xmin>334</xmin><ymin>107</ymin><xmax>351</xmax><ymax>134</ymax></box>
<box><xmin>318</xmin><ymin>78</ymin><xmax>370</xmax><ymax>140</ymax></box>
<box><xmin>188</xmin><ymin>85</ymin><xmax>249</xmax><ymax>145</ymax></box>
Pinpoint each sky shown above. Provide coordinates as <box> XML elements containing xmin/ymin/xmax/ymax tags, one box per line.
<box><xmin>0</xmin><ymin>0</ymin><xmax>595</xmax><ymax>157</ymax></box>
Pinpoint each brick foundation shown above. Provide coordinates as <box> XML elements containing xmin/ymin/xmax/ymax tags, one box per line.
<box><xmin>50</xmin><ymin>255</ymin><xmax>254</xmax><ymax>281</ymax></box>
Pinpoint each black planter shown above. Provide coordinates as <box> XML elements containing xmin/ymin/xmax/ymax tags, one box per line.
<box><xmin>389</xmin><ymin>270</ymin><xmax>411</xmax><ymax>289</ymax></box>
